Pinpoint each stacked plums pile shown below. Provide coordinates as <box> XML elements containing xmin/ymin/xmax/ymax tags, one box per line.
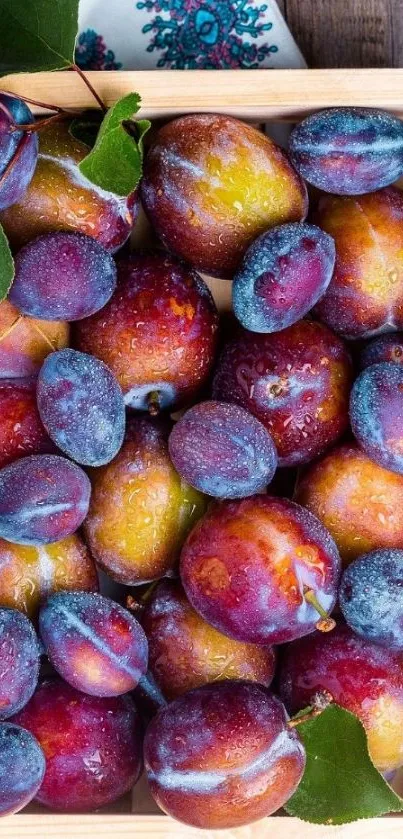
<box><xmin>1</xmin><ymin>97</ymin><xmax>403</xmax><ymax>828</ymax></box>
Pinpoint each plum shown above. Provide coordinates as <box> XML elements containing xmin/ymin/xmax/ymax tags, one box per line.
<box><xmin>0</xmin><ymin>93</ymin><xmax>38</xmax><ymax>210</ymax></box>
<box><xmin>279</xmin><ymin>623</ymin><xmax>403</xmax><ymax>772</ymax></box>
<box><xmin>37</xmin><ymin>349</ymin><xmax>125</xmax><ymax>467</ymax></box>
<box><xmin>144</xmin><ymin>681</ymin><xmax>305</xmax><ymax>828</ymax></box>
<box><xmin>340</xmin><ymin>549</ymin><xmax>403</xmax><ymax>650</ymax></box>
<box><xmin>39</xmin><ymin>591</ymin><xmax>148</xmax><ymax>696</ymax></box>
<box><xmin>314</xmin><ymin>188</ymin><xmax>403</xmax><ymax>339</ymax></box>
<box><xmin>168</xmin><ymin>400</ymin><xmax>277</xmax><ymax>498</ymax></box>
<box><xmin>0</xmin><ymin>377</ymin><xmax>54</xmax><ymax>468</ymax></box>
<box><xmin>0</xmin><ymin>120</ymin><xmax>137</xmax><ymax>252</ymax></box>
<box><xmin>0</xmin><ymin>723</ymin><xmax>45</xmax><ymax>815</ymax></box>
<box><xmin>0</xmin><ymin>299</ymin><xmax>69</xmax><ymax>379</ymax></box>
<box><xmin>0</xmin><ymin>608</ymin><xmax>40</xmax><ymax>718</ymax></box>
<box><xmin>0</xmin><ymin>454</ymin><xmax>91</xmax><ymax>545</ymax></box>
<box><xmin>289</xmin><ymin>107</ymin><xmax>403</xmax><ymax>195</ymax></box>
<box><xmin>142</xmin><ymin>580</ymin><xmax>276</xmax><ymax>699</ymax></box>
<box><xmin>74</xmin><ymin>251</ymin><xmax>219</xmax><ymax>413</ymax></box>
<box><xmin>350</xmin><ymin>362</ymin><xmax>403</xmax><ymax>474</ymax></box>
<box><xmin>232</xmin><ymin>222</ymin><xmax>335</xmax><ymax>333</ymax></box>
<box><xmin>212</xmin><ymin>320</ymin><xmax>352</xmax><ymax>466</ymax></box>
<box><xmin>9</xmin><ymin>232</ymin><xmax>117</xmax><ymax>321</ymax></box>
<box><xmin>360</xmin><ymin>332</ymin><xmax>403</xmax><ymax>369</ymax></box>
<box><xmin>84</xmin><ymin>416</ymin><xmax>206</xmax><ymax>585</ymax></box>
<box><xmin>0</xmin><ymin>534</ymin><xmax>98</xmax><ymax>619</ymax></box>
<box><xmin>142</xmin><ymin>114</ymin><xmax>308</xmax><ymax>277</ymax></box>
<box><xmin>13</xmin><ymin>679</ymin><xmax>143</xmax><ymax>811</ymax></box>
<box><xmin>295</xmin><ymin>443</ymin><xmax>403</xmax><ymax>565</ymax></box>
<box><xmin>180</xmin><ymin>495</ymin><xmax>340</xmax><ymax>646</ymax></box>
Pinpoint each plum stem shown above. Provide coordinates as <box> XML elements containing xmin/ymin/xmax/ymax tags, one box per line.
<box><xmin>11</xmin><ymin>112</ymin><xmax>68</xmax><ymax>134</ymax></box>
<box><xmin>288</xmin><ymin>691</ymin><xmax>333</xmax><ymax>728</ymax></box>
<box><xmin>147</xmin><ymin>390</ymin><xmax>161</xmax><ymax>416</ymax></box>
<box><xmin>126</xmin><ymin>581</ymin><xmax>159</xmax><ymax>615</ymax></box>
<box><xmin>71</xmin><ymin>64</ymin><xmax>107</xmax><ymax>113</ymax></box>
<box><xmin>0</xmin><ymin>90</ymin><xmax>65</xmax><ymax>113</ymax></box>
<box><xmin>303</xmin><ymin>585</ymin><xmax>336</xmax><ymax>633</ymax></box>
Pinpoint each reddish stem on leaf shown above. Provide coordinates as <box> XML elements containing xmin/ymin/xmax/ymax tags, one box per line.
<box><xmin>287</xmin><ymin>691</ymin><xmax>333</xmax><ymax>729</ymax></box>
<box><xmin>10</xmin><ymin>112</ymin><xmax>67</xmax><ymax>134</ymax></box>
<box><xmin>71</xmin><ymin>64</ymin><xmax>107</xmax><ymax>113</ymax></box>
<box><xmin>0</xmin><ymin>89</ymin><xmax>64</xmax><ymax>113</ymax></box>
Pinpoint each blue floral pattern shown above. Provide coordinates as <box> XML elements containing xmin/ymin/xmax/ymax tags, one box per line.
<box><xmin>135</xmin><ymin>0</ymin><xmax>279</xmax><ymax>68</ymax></box>
<box><xmin>75</xmin><ymin>29</ymin><xmax>122</xmax><ymax>70</ymax></box>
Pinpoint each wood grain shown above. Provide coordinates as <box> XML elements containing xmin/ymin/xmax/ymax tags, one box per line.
<box><xmin>283</xmin><ymin>0</ymin><xmax>403</xmax><ymax>67</ymax></box>
<box><xmin>0</xmin><ymin>815</ymin><xmax>402</xmax><ymax>838</ymax></box>
<box><xmin>3</xmin><ymin>69</ymin><xmax>403</xmax><ymax>121</ymax></box>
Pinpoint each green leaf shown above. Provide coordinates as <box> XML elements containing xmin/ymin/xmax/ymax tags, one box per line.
<box><xmin>285</xmin><ymin>704</ymin><xmax>403</xmax><ymax>825</ymax></box>
<box><xmin>0</xmin><ymin>223</ymin><xmax>14</xmax><ymax>302</ymax></box>
<box><xmin>78</xmin><ymin>94</ymin><xmax>151</xmax><ymax>197</ymax></box>
<box><xmin>0</xmin><ymin>0</ymin><xmax>79</xmax><ymax>74</ymax></box>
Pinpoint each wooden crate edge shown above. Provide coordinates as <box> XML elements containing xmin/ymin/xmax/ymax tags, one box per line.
<box><xmin>2</xmin><ymin>68</ymin><xmax>403</xmax><ymax>119</ymax></box>
<box><xmin>0</xmin><ymin>814</ymin><xmax>402</xmax><ymax>837</ymax></box>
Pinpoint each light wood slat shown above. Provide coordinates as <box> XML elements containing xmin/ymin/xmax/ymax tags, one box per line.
<box><xmin>2</xmin><ymin>69</ymin><xmax>403</xmax><ymax>120</ymax></box>
<box><xmin>0</xmin><ymin>814</ymin><xmax>401</xmax><ymax>837</ymax></box>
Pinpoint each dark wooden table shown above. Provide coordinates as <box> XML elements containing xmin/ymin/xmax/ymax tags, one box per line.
<box><xmin>277</xmin><ymin>0</ymin><xmax>403</xmax><ymax>67</ymax></box>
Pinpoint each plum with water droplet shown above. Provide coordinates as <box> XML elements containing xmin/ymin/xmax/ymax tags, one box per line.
<box><xmin>142</xmin><ymin>114</ymin><xmax>308</xmax><ymax>277</ymax></box>
<box><xmin>180</xmin><ymin>495</ymin><xmax>340</xmax><ymax>645</ymax></box>
<box><xmin>0</xmin><ymin>120</ymin><xmax>137</xmax><ymax>252</ymax></box>
<box><xmin>74</xmin><ymin>251</ymin><xmax>219</xmax><ymax>413</ymax></box>
<box><xmin>142</xmin><ymin>579</ymin><xmax>276</xmax><ymax>699</ymax></box>
<box><xmin>212</xmin><ymin>320</ymin><xmax>352</xmax><ymax>466</ymax></box>
<box><xmin>13</xmin><ymin>679</ymin><xmax>143</xmax><ymax>811</ymax></box>
<box><xmin>39</xmin><ymin>591</ymin><xmax>148</xmax><ymax>696</ymax></box>
<box><xmin>83</xmin><ymin>416</ymin><xmax>207</xmax><ymax>585</ymax></box>
<box><xmin>144</xmin><ymin>681</ymin><xmax>305</xmax><ymax>828</ymax></box>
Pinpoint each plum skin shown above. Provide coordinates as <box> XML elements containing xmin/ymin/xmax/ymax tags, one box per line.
<box><xmin>0</xmin><ymin>454</ymin><xmax>91</xmax><ymax>546</ymax></box>
<box><xmin>350</xmin><ymin>362</ymin><xmax>403</xmax><ymax>475</ymax></box>
<box><xmin>142</xmin><ymin>580</ymin><xmax>276</xmax><ymax>699</ymax></box>
<box><xmin>314</xmin><ymin>188</ymin><xmax>403</xmax><ymax>339</ymax></box>
<box><xmin>0</xmin><ymin>120</ymin><xmax>137</xmax><ymax>252</ymax></box>
<box><xmin>142</xmin><ymin>114</ymin><xmax>308</xmax><ymax>278</ymax></box>
<box><xmin>144</xmin><ymin>681</ymin><xmax>305</xmax><ymax>829</ymax></box>
<box><xmin>37</xmin><ymin>349</ymin><xmax>126</xmax><ymax>467</ymax></box>
<box><xmin>39</xmin><ymin>591</ymin><xmax>148</xmax><ymax>697</ymax></box>
<box><xmin>0</xmin><ymin>534</ymin><xmax>98</xmax><ymax>619</ymax></box>
<box><xmin>0</xmin><ymin>94</ymin><xmax>38</xmax><ymax>210</ymax></box>
<box><xmin>295</xmin><ymin>443</ymin><xmax>403</xmax><ymax>565</ymax></box>
<box><xmin>9</xmin><ymin>231</ymin><xmax>117</xmax><ymax>322</ymax></box>
<box><xmin>360</xmin><ymin>332</ymin><xmax>403</xmax><ymax>369</ymax></box>
<box><xmin>84</xmin><ymin>416</ymin><xmax>207</xmax><ymax>585</ymax></box>
<box><xmin>168</xmin><ymin>400</ymin><xmax>277</xmax><ymax>499</ymax></box>
<box><xmin>278</xmin><ymin>623</ymin><xmax>403</xmax><ymax>772</ymax></box>
<box><xmin>74</xmin><ymin>251</ymin><xmax>219</xmax><ymax>412</ymax></box>
<box><xmin>232</xmin><ymin>222</ymin><xmax>336</xmax><ymax>333</ymax></box>
<box><xmin>212</xmin><ymin>319</ymin><xmax>352</xmax><ymax>467</ymax></box>
<box><xmin>180</xmin><ymin>494</ymin><xmax>341</xmax><ymax>646</ymax></box>
<box><xmin>340</xmin><ymin>549</ymin><xmax>403</xmax><ymax>650</ymax></box>
<box><xmin>0</xmin><ymin>723</ymin><xmax>45</xmax><ymax>816</ymax></box>
<box><xmin>0</xmin><ymin>377</ymin><xmax>54</xmax><ymax>468</ymax></box>
<box><xmin>289</xmin><ymin>107</ymin><xmax>403</xmax><ymax>195</ymax></box>
<box><xmin>0</xmin><ymin>608</ymin><xmax>40</xmax><ymax>718</ymax></box>
<box><xmin>13</xmin><ymin>679</ymin><xmax>143</xmax><ymax>812</ymax></box>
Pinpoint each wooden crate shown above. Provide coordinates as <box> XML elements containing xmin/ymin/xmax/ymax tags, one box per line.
<box><xmin>1</xmin><ymin>67</ymin><xmax>403</xmax><ymax>838</ymax></box>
